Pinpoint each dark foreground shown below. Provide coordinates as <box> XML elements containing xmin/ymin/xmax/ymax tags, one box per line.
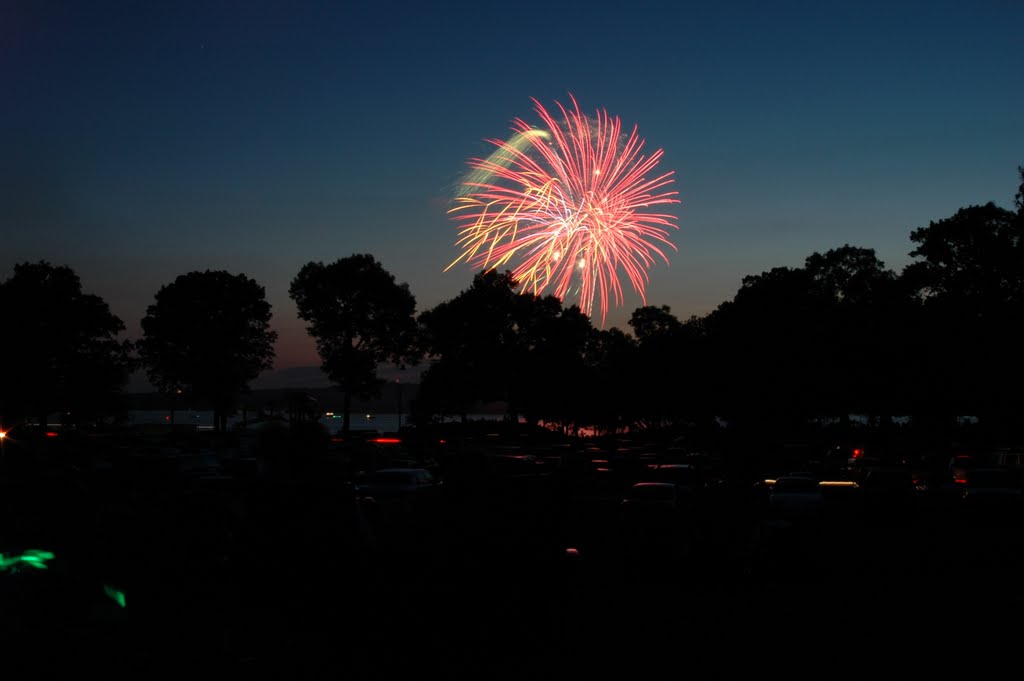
<box><xmin>2</xmin><ymin>429</ymin><xmax>1023</xmax><ymax>678</ymax></box>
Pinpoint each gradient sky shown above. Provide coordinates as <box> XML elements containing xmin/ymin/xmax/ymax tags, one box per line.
<box><xmin>3</xmin><ymin>0</ymin><xmax>1022</xmax><ymax>371</ymax></box>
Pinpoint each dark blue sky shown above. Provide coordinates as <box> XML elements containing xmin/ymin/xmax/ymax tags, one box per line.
<box><xmin>3</xmin><ymin>0</ymin><xmax>1022</xmax><ymax>369</ymax></box>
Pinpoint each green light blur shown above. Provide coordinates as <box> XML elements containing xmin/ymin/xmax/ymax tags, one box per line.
<box><xmin>0</xmin><ymin>549</ymin><xmax>55</xmax><ymax>573</ymax></box>
<box><xmin>103</xmin><ymin>585</ymin><xmax>127</xmax><ymax>608</ymax></box>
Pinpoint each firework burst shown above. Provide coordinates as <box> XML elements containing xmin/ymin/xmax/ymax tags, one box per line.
<box><xmin>447</xmin><ymin>94</ymin><xmax>679</xmax><ymax>324</ymax></box>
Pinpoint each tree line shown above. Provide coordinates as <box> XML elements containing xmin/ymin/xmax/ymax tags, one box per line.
<box><xmin>2</xmin><ymin>167</ymin><xmax>1022</xmax><ymax>440</ymax></box>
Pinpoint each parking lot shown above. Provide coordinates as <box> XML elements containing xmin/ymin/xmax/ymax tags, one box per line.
<box><xmin>3</xmin><ymin>433</ymin><xmax>1024</xmax><ymax>677</ymax></box>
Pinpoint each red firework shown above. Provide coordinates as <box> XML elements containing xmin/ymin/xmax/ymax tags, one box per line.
<box><xmin>447</xmin><ymin>94</ymin><xmax>679</xmax><ymax>324</ymax></box>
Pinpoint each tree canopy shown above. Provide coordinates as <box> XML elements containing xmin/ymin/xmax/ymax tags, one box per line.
<box><xmin>289</xmin><ymin>254</ymin><xmax>418</xmax><ymax>433</ymax></box>
<box><xmin>139</xmin><ymin>270</ymin><xmax>276</xmax><ymax>432</ymax></box>
<box><xmin>418</xmin><ymin>269</ymin><xmax>598</xmax><ymax>431</ymax></box>
<box><xmin>0</xmin><ymin>261</ymin><xmax>132</xmax><ymax>429</ymax></box>
<box><xmin>901</xmin><ymin>177</ymin><xmax>1024</xmax><ymax>437</ymax></box>
<box><xmin>417</xmin><ymin>270</ymin><xmax>522</xmax><ymax>421</ymax></box>
<box><xmin>904</xmin><ymin>202</ymin><xmax>1023</xmax><ymax>306</ymax></box>
<box><xmin>699</xmin><ymin>245</ymin><xmax>911</xmax><ymax>431</ymax></box>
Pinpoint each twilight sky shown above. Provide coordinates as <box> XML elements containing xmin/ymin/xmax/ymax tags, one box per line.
<box><xmin>3</xmin><ymin>0</ymin><xmax>1022</xmax><ymax>371</ymax></box>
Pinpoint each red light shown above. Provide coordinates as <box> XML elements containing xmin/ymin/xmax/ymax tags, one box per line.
<box><xmin>45</xmin><ymin>431</ymin><xmax>59</xmax><ymax>438</ymax></box>
<box><xmin>439</xmin><ymin>439</ymin><xmax>447</xmax><ymax>445</ymax></box>
<box><xmin>954</xmin><ymin>478</ymin><xmax>967</xmax><ymax>484</ymax></box>
<box><xmin>371</xmin><ymin>437</ymin><xmax>401</xmax><ymax>444</ymax></box>
<box><xmin>852</xmin><ymin>448</ymin><xmax>863</xmax><ymax>459</ymax></box>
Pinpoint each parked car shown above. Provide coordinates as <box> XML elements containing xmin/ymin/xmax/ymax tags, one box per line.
<box><xmin>768</xmin><ymin>474</ymin><xmax>825</xmax><ymax>519</ymax></box>
<box><xmin>621</xmin><ymin>482</ymin><xmax>683</xmax><ymax>512</ymax></box>
<box><xmin>353</xmin><ymin>468</ymin><xmax>443</xmax><ymax>504</ymax></box>
<box><xmin>993</xmin><ymin>448</ymin><xmax>1024</xmax><ymax>468</ymax></box>
<box><xmin>619</xmin><ymin>481</ymin><xmax>694</xmax><ymax>558</ymax></box>
<box><xmin>641</xmin><ymin>463</ymin><xmax>701</xmax><ymax>505</ymax></box>
<box><xmin>961</xmin><ymin>467</ymin><xmax>1024</xmax><ymax>526</ymax></box>
<box><xmin>860</xmin><ymin>467</ymin><xmax>917</xmax><ymax>518</ymax></box>
<box><xmin>947</xmin><ymin>454</ymin><xmax>975</xmax><ymax>484</ymax></box>
<box><xmin>620</xmin><ymin>482</ymin><xmax>689</xmax><ymax>529</ymax></box>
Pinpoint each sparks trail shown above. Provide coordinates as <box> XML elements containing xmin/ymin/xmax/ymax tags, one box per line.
<box><xmin>447</xmin><ymin>95</ymin><xmax>680</xmax><ymax>324</ymax></box>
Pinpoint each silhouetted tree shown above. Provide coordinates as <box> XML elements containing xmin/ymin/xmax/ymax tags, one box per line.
<box><xmin>413</xmin><ymin>358</ymin><xmax>476</xmax><ymax>424</ymax></box>
<box><xmin>629</xmin><ymin>305</ymin><xmax>689</xmax><ymax>429</ymax></box>
<box><xmin>703</xmin><ymin>265</ymin><xmax>818</xmax><ymax>432</ymax></box>
<box><xmin>139</xmin><ymin>270</ymin><xmax>276</xmax><ymax>432</ymax></box>
<box><xmin>418</xmin><ymin>268</ymin><xmax>595</xmax><ymax>428</ymax></box>
<box><xmin>702</xmin><ymin>245</ymin><xmax>907</xmax><ymax>439</ymax></box>
<box><xmin>417</xmin><ymin>270</ymin><xmax>523</xmax><ymax>421</ymax></box>
<box><xmin>804</xmin><ymin>245</ymin><xmax>899</xmax><ymax>306</ymax></box>
<box><xmin>289</xmin><ymin>255</ymin><xmax>418</xmax><ymax>433</ymax></box>
<box><xmin>514</xmin><ymin>300</ymin><xmax>592</xmax><ymax>432</ymax></box>
<box><xmin>904</xmin><ymin>203</ymin><xmax>1023</xmax><ymax>306</ymax></box>
<box><xmin>639</xmin><ymin>308</ymin><xmax>715</xmax><ymax>431</ymax></box>
<box><xmin>581</xmin><ymin>326</ymin><xmax>638</xmax><ymax>435</ymax></box>
<box><xmin>630</xmin><ymin>304</ymin><xmax>686</xmax><ymax>342</ymax></box>
<box><xmin>803</xmin><ymin>245</ymin><xmax>910</xmax><ymax>418</ymax></box>
<box><xmin>902</xmin><ymin>177</ymin><xmax>1024</xmax><ymax>439</ymax></box>
<box><xmin>0</xmin><ymin>261</ymin><xmax>132</xmax><ymax>430</ymax></box>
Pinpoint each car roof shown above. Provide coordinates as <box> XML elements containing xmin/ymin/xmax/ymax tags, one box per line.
<box><xmin>772</xmin><ymin>476</ymin><xmax>820</xmax><ymax>492</ymax></box>
<box><xmin>865</xmin><ymin>467</ymin><xmax>912</xmax><ymax>476</ymax></box>
<box><xmin>625</xmin><ymin>482</ymin><xmax>678</xmax><ymax>500</ymax></box>
<box><xmin>966</xmin><ymin>467</ymin><xmax>1021</xmax><ymax>485</ymax></box>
